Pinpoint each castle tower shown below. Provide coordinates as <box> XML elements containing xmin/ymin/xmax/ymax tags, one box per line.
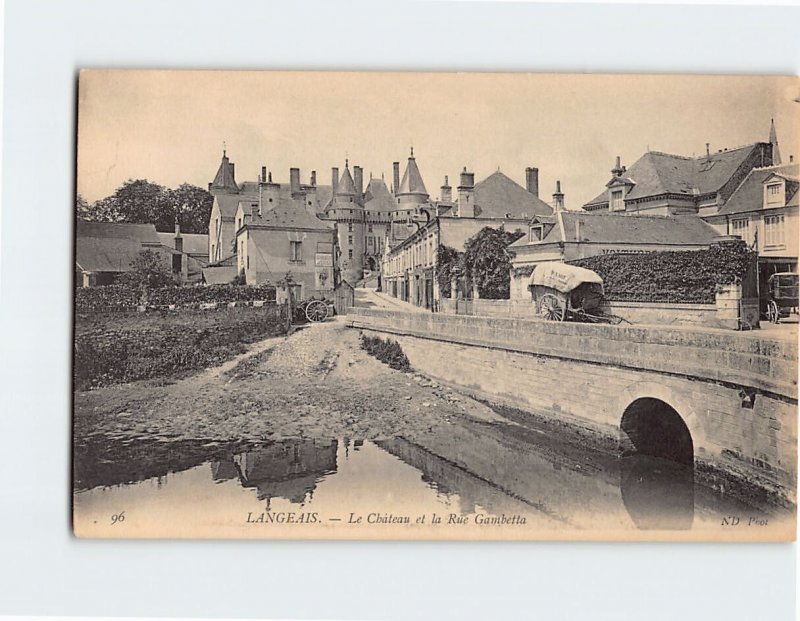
<box><xmin>208</xmin><ymin>149</ymin><xmax>239</xmax><ymax>195</ymax></box>
<box><xmin>330</xmin><ymin>160</ymin><xmax>366</xmax><ymax>284</ymax></box>
<box><xmin>391</xmin><ymin>148</ymin><xmax>430</xmax><ymax>241</ymax></box>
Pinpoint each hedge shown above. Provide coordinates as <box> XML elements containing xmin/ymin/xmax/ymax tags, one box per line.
<box><xmin>74</xmin><ymin>305</ymin><xmax>288</xmax><ymax>390</ymax></box>
<box><xmin>75</xmin><ymin>283</ymin><xmax>277</xmax><ymax>313</ymax></box>
<box><xmin>568</xmin><ymin>241</ymin><xmax>756</xmax><ymax>304</ymax></box>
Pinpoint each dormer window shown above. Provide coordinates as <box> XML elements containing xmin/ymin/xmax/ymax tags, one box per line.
<box><xmin>529</xmin><ymin>225</ymin><xmax>543</xmax><ymax>242</ymax></box>
<box><xmin>766</xmin><ymin>182</ymin><xmax>783</xmax><ymax>207</ymax></box>
<box><xmin>610</xmin><ymin>189</ymin><xmax>624</xmax><ymax>211</ymax></box>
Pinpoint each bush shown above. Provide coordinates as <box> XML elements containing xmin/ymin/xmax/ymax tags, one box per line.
<box><xmin>75</xmin><ymin>283</ymin><xmax>277</xmax><ymax>313</ymax></box>
<box><xmin>74</xmin><ymin>305</ymin><xmax>289</xmax><ymax>390</ymax></box>
<box><xmin>569</xmin><ymin>241</ymin><xmax>756</xmax><ymax>304</ymax></box>
<box><xmin>360</xmin><ymin>334</ymin><xmax>411</xmax><ymax>371</ymax></box>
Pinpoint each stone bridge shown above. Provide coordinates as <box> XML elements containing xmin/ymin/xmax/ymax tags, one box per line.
<box><xmin>347</xmin><ymin>308</ymin><xmax>798</xmax><ymax>505</ymax></box>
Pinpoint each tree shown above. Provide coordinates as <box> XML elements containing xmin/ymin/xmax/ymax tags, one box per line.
<box><xmin>117</xmin><ymin>249</ymin><xmax>176</xmax><ymax>289</ymax></box>
<box><xmin>167</xmin><ymin>183</ymin><xmax>214</xmax><ymax>234</ymax></box>
<box><xmin>436</xmin><ymin>244</ymin><xmax>464</xmax><ymax>298</ymax></box>
<box><xmin>78</xmin><ymin>180</ymin><xmax>214</xmax><ymax>234</ymax></box>
<box><xmin>76</xmin><ymin>194</ymin><xmax>91</xmax><ymax>219</ymax></box>
<box><xmin>462</xmin><ymin>227</ymin><xmax>525</xmax><ymax>299</ymax></box>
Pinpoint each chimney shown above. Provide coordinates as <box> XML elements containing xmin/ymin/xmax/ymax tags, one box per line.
<box><xmin>575</xmin><ymin>219</ymin><xmax>584</xmax><ymax>242</ymax></box>
<box><xmin>332</xmin><ymin>167</ymin><xmax>339</xmax><ymax>195</ymax></box>
<box><xmin>261</xmin><ymin>166</ymin><xmax>267</xmax><ymax>184</ymax></box>
<box><xmin>174</xmin><ymin>218</ymin><xmax>183</xmax><ymax>252</ymax></box>
<box><xmin>440</xmin><ymin>175</ymin><xmax>452</xmax><ymax>203</ymax></box>
<box><xmin>611</xmin><ymin>156</ymin><xmax>624</xmax><ymax>177</ymax></box>
<box><xmin>393</xmin><ymin>162</ymin><xmax>401</xmax><ymax>196</ymax></box>
<box><xmin>354</xmin><ymin>165</ymin><xmax>364</xmax><ymax>202</ymax></box>
<box><xmin>310</xmin><ymin>170</ymin><xmax>317</xmax><ymax>186</ymax></box>
<box><xmin>290</xmin><ymin>167</ymin><xmax>301</xmax><ymax>197</ymax></box>
<box><xmin>706</xmin><ymin>143</ymin><xmax>711</xmax><ymax>160</ymax></box>
<box><xmin>553</xmin><ymin>180</ymin><xmax>565</xmax><ymax>212</ymax></box>
<box><xmin>790</xmin><ymin>155</ymin><xmax>794</xmax><ymax>164</ymax></box>
<box><xmin>525</xmin><ymin>167</ymin><xmax>539</xmax><ymax>197</ymax></box>
<box><xmin>457</xmin><ymin>167</ymin><xmax>475</xmax><ymax>217</ymax></box>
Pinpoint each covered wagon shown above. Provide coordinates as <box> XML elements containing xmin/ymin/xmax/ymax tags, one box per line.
<box><xmin>530</xmin><ymin>262</ymin><xmax>606</xmax><ymax>322</ymax></box>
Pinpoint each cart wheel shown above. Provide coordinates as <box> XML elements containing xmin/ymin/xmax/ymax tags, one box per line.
<box><xmin>305</xmin><ymin>299</ymin><xmax>329</xmax><ymax>322</ymax></box>
<box><xmin>537</xmin><ymin>293</ymin><xmax>565</xmax><ymax>321</ymax></box>
<box><xmin>767</xmin><ymin>300</ymin><xmax>780</xmax><ymax>324</ymax></box>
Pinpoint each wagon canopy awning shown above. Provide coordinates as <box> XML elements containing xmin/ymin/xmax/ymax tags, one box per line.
<box><xmin>530</xmin><ymin>262</ymin><xmax>604</xmax><ymax>294</ymax></box>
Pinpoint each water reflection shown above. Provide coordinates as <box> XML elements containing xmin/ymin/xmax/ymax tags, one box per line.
<box><xmin>620</xmin><ymin>454</ymin><xmax>694</xmax><ymax>530</ymax></box>
<box><xmin>74</xmin><ymin>424</ymin><xmax>786</xmax><ymax>534</ymax></box>
<box><xmin>221</xmin><ymin>439</ymin><xmax>338</xmax><ymax>506</ymax></box>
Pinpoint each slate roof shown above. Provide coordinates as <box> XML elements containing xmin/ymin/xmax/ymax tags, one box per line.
<box><xmin>510</xmin><ymin>211</ymin><xmax>720</xmax><ymax>248</ymax></box>
<box><xmin>584</xmin><ymin>143</ymin><xmax>770</xmax><ymax>208</ymax></box>
<box><xmin>216</xmin><ymin>192</ymin><xmax>257</xmax><ymax>219</ymax></box>
<box><xmin>336</xmin><ymin>167</ymin><xmax>357</xmax><ymax>195</ymax></box>
<box><xmin>247</xmin><ymin>197</ymin><xmax>333</xmax><ymax>231</ymax></box>
<box><xmin>717</xmin><ymin>163</ymin><xmax>800</xmax><ymax>216</ymax></box>
<box><xmin>75</xmin><ymin>221</ymin><xmax>164</xmax><ymax>273</ymax></box>
<box><xmin>202</xmin><ymin>265</ymin><xmax>237</xmax><ymax>285</ymax></box>
<box><xmin>210</xmin><ymin>153</ymin><xmax>238</xmax><ymax>192</ymax></box>
<box><xmin>364</xmin><ymin>177</ymin><xmax>396</xmax><ymax>212</ymax></box>
<box><xmin>156</xmin><ymin>232</ymin><xmax>209</xmax><ymax>256</ymax></box>
<box><xmin>473</xmin><ymin>171</ymin><xmax>553</xmax><ymax>218</ymax></box>
<box><xmin>398</xmin><ymin>155</ymin><xmax>428</xmax><ymax>197</ymax></box>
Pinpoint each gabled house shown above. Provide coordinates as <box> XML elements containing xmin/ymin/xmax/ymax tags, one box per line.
<box><xmin>234</xmin><ymin>172</ymin><xmax>337</xmax><ymax>300</ymax></box>
<box><xmin>582</xmin><ymin>124</ymin><xmax>778</xmax><ymax>216</ymax></box>
<box><xmin>703</xmin><ymin>162</ymin><xmax>799</xmax><ymax>283</ymax></box>
<box><xmin>381</xmin><ymin>167</ymin><xmax>554</xmax><ymax>308</ymax></box>
<box><xmin>508</xmin><ymin>211</ymin><xmax>723</xmax><ymax>300</ymax></box>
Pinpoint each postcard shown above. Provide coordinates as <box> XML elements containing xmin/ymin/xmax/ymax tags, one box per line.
<box><xmin>73</xmin><ymin>71</ymin><xmax>798</xmax><ymax>540</ymax></box>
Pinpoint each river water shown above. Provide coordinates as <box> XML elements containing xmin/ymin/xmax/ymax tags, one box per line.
<box><xmin>73</xmin><ymin>413</ymin><xmax>792</xmax><ymax>539</ymax></box>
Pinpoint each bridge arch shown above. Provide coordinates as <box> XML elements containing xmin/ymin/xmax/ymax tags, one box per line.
<box><xmin>616</xmin><ymin>381</ymin><xmax>706</xmax><ymax>464</ymax></box>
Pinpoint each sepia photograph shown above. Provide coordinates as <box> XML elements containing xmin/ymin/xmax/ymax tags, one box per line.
<box><xmin>72</xmin><ymin>70</ymin><xmax>798</xmax><ymax>541</ymax></box>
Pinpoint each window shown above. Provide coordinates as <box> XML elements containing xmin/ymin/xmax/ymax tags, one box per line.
<box><xmin>348</xmin><ymin>249</ymin><xmax>353</xmax><ymax>259</ymax></box>
<box><xmin>610</xmin><ymin>190</ymin><xmax>624</xmax><ymax>211</ymax></box>
<box><xmin>731</xmin><ymin>218</ymin><xmax>750</xmax><ymax>244</ymax></box>
<box><xmin>368</xmin><ymin>224</ymin><xmax>373</xmax><ymax>232</ymax></box>
<box><xmin>290</xmin><ymin>241</ymin><xmax>303</xmax><ymax>261</ymax></box>
<box><xmin>766</xmin><ymin>183</ymin><xmax>783</xmax><ymax>206</ymax></box>
<box><xmin>348</xmin><ymin>235</ymin><xmax>353</xmax><ymax>245</ymax></box>
<box><xmin>530</xmin><ymin>226</ymin><xmax>543</xmax><ymax>242</ymax></box>
<box><xmin>348</xmin><ymin>223</ymin><xmax>353</xmax><ymax>232</ymax></box>
<box><xmin>764</xmin><ymin>214</ymin><xmax>785</xmax><ymax>248</ymax></box>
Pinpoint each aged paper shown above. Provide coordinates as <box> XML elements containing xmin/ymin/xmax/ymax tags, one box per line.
<box><xmin>73</xmin><ymin>71</ymin><xmax>799</xmax><ymax>541</ymax></box>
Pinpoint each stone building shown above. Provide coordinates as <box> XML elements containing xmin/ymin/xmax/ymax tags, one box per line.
<box><xmin>508</xmin><ymin>211</ymin><xmax>723</xmax><ymax>300</ymax></box>
<box><xmin>582</xmin><ymin>123</ymin><xmax>778</xmax><ymax>215</ymax></box>
<box><xmin>381</xmin><ymin>166</ymin><xmax>554</xmax><ymax>309</ymax></box>
<box><xmin>703</xmin><ymin>160</ymin><xmax>798</xmax><ymax>288</ymax></box>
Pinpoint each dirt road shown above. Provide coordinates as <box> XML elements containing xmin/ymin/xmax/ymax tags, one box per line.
<box><xmin>74</xmin><ymin>319</ymin><xmax>506</xmax><ymax>445</ymax></box>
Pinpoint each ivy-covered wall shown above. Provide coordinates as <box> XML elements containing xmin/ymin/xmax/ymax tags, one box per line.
<box><xmin>569</xmin><ymin>241</ymin><xmax>756</xmax><ymax>304</ymax></box>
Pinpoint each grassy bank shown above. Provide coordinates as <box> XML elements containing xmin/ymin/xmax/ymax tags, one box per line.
<box><xmin>74</xmin><ymin>305</ymin><xmax>289</xmax><ymax>390</ymax></box>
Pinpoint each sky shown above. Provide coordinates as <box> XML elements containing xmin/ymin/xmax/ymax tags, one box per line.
<box><xmin>77</xmin><ymin>71</ymin><xmax>800</xmax><ymax>209</ymax></box>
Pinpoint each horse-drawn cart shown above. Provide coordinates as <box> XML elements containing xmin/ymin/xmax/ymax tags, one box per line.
<box><xmin>764</xmin><ymin>272</ymin><xmax>799</xmax><ymax>323</ymax></box>
<box><xmin>530</xmin><ymin>262</ymin><xmax>621</xmax><ymax>323</ymax></box>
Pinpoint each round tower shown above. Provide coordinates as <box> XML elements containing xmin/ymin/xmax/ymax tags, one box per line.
<box><xmin>328</xmin><ymin>160</ymin><xmax>366</xmax><ymax>284</ymax></box>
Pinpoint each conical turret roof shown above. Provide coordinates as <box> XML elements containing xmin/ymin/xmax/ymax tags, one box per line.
<box><xmin>770</xmin><ymin>118</ymin><xmax>782</xmax><ymax>165</ymax></box>
<box><xmin>397</xmin><ymin>149</ymin><xmax>428</xmax><ymax>197</ymax></box>
<box><xmin>336</xmin><ymin>164</ymin><xmax>357</xmax><ymax>196</ymax></box>
<box><xmin>210</xmin><ymin>150</ymin><xmax>238</xmax><ymax>191</ymax></box>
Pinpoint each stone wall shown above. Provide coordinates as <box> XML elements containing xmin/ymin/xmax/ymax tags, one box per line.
<box><xmin>441</xmin><ymin>287</ymin><xmax>753</xmax><ymax>330</ymax></box>
<box><xmin>348</xmin><ymin>308</ymin><xmax>798</xmax><ymax>502</ymax></box>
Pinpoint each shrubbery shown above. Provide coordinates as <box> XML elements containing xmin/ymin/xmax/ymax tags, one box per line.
<box><xmin>74</xmin><ymin>305</ymin><xmax>288</xmax><ymax>390</ymax></box>
<box><xmin>75</xmin><ymin>283</ymin><xmax>277</xmax><ymax>313</ymax></box>
<box><xmin>569</xmin><ymin>241</ymin><xmax>756</xmax><ymax>304</ymax></box>
<box><xmin>360</xmin><ymin>334</ymin><xmax>411</xmax><ymax>371</ymax></box>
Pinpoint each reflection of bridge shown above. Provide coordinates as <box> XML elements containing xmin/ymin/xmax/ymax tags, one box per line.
<box><xmin>350</xmin><ymin>309</ymin><xmax>798</xmax><ymax>505</ymax></box>
<box><xmin>213</xmin><ymin>439</ymin><xmax>338</xmax><ymax>505</ymax></box>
